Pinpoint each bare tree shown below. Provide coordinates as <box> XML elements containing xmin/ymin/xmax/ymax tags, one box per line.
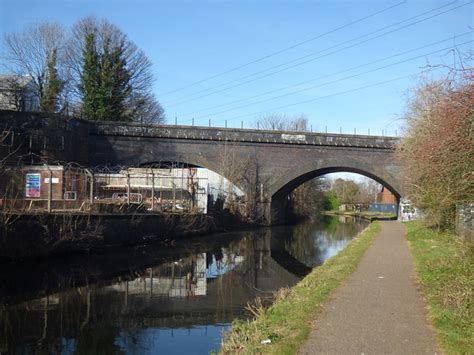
<box><xmin>331</xmin><ymin>178</ymin><xmax>360</xmax><ymax>205</ymax></box>
<box><xmin>0</xmin><ymin>126</ymin><xmax>13</xmax><ymax>166</ymax></box>
<box><xmin>397</xmin><ymin>71</ymin><xmax>473</xmax><ymax>228</ymax></box>
<box><xmin>356</xmin><ymin>178</ymin><xmax>382</xmax><ymax>205</ymax></box>
<box><xmin>128</xmin><ymin>92</ymin><xmax>166</xmax><ymax>124</ymax></box>
<box><xmin>217</xmin><ymin>143</ymin><xmax>268</xmax><ymax>222</ymax></box>
<box><xmin>255</xmin><ymin>113</ymin><xmax>309</xmax><ymax>131</ymax></box>
<box><xmin>2</xmin><ymin>22</ymin><xmax>67</xmax><ymax>112</ymax></box>
<box><xmin>0</xmin><ymin>125</ymin><xmax>23</xmax><ymax>236</ymax></box>
<box><xmin>2</xmin><ymin>18</ymin><xmax>165</xmax><ymax>121</ymax></box>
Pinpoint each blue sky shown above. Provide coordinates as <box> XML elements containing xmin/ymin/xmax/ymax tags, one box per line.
<box><xmin>1</xmin><ymin>0</ymin><xmax>472</xmax><ymax>135</ymax></box>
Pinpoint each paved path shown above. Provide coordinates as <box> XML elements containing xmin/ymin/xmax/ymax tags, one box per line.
<box><xmin>299</xmin><ymin>221</ymin><xmax>440</xmax><ymax>354</ymax></box>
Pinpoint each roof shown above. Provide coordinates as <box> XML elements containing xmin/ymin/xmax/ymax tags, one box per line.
<box><xmin>0</xmin><ymin>75</ymin><xmax>34</xmax><ymax>91</ymax></box>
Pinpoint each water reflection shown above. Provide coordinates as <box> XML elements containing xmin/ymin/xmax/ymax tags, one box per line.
<box><xmin>0</xmin><ymin>215</ymin><xmax>367</xmax><ymax>354</ymax></box>
<box><xmin>272</xmin><ymin>215</ymin><xmax>368</xmax><ymax>268</ymax></box>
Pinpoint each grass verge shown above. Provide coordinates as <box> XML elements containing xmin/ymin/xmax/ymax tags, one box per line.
<box><xmin>405</xmin><ymin>221</ymin><xmax>473</xmax><ymax>354</ymax></box>
<box><xmin>220</xmin><ymin>221</ymin><xmax>381</xmax><ymax>354</ymax></box>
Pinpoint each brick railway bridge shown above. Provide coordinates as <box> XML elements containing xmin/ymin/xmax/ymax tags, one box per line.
<box><xmin>1</xmin><ymin>111</ymin><xmax>402</xmax><ymax>224</ymax></box>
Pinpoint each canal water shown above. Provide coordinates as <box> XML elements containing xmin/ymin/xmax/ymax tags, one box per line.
<box><xmin>0</xmin><ymin>215</ymin><xmax>368</xmax><ymax>354</ymax></box>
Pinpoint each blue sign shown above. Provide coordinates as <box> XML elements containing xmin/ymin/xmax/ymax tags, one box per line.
<box><xmin>25</xmin><ymin>173</ymin><xmax>41</xmax><ymax>198</ymax></box>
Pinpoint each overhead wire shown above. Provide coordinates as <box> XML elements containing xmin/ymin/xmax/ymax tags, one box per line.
<box><xmin>164</xmin><ymin>1</ymin><xmax>471</xmax><ymax>107</ymax></box>
<box><xmin>176</xmin><ymin>32</ymin><xmax>473</xmax><ymax>119</ymax></box>
<box><xmin>156</xmin><ymin>0</ymin><xmax>407</xmax><ymax>97</ymax></box>
<box><xmin>184</xmin><ymin>40</ymin><xmax>473</xmax><ymax>121</ymax></box>
<box><xmin>213</xmin><ymin>67</ymin><xmax>445</xmax><ymax>124</ymax></box>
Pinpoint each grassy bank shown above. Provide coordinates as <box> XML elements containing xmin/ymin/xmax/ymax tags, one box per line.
<box><xmin>405</xmin><ymin>222</ymin><xmax>473</xmax><ymax>354</ymax></box>
<box><xmin>220</xmin><ymin>221</ymin><xmax>381</xmax><ymax>354</ymax></box>
<box><xmin>324</xmin><ymin>210</ymin><xmax>397</xmax><ymax>221</ymax></box>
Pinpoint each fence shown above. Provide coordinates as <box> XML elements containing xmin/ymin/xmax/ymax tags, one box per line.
<box><xmin>0</xmin><ymin>164</ymin><xmax>215</xmax><ymax>215</ymax></box>
<box><xmin>456</xmin><ymin>203</ymin><xmax>473</xmax><ymax>242</ymax></box>
<box><xmin>368</xmin><ymin>203</ymin><xmax>398</xmax><ymax>214</ymax></box>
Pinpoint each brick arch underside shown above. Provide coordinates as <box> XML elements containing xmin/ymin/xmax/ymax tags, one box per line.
<box><xmin>137</xmin><ymin>157</ymin><xmax>246</xmax><ymax>194</ymax></box>
<box><xmin>268</xmin><ymin>161</ymin><xmax>401</xmax><ymax>224</ymax></box>
<box><xmin>270</xmin><ymin>160</ymin><xmax>402</xmax><ymax>201</ymax></box>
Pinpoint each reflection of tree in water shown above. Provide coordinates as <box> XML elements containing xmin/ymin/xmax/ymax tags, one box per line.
<box><xmin>0</xmin><ymin>287</ymin><xmax>125</xmax><ymax>354</ymax></box>
<box><xmin>0</xmin><ymin>219</ymin><xmax>368</xmax><ymax>353</ymax></box>
<box><xmin>279</xmin><ymin>216</ymin><xmax>368</xmax><ymax>268</ymax></box>
<box><xmin>0</xmin><ymin>233</ymin><xmax>269</xmax><ymax>353</ymax></box>
<box><xmin>75</xmin><ymin>328</ymin><xmax>124</xmax><ymax>355</ymax></box>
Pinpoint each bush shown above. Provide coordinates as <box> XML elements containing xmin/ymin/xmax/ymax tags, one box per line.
<box><xmin>397</xmin><ymin>74</ymin><xmax>473</xmax><ymax>229</ymax></box>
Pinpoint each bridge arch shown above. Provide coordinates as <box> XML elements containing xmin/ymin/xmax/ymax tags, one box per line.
<box><xmin>268</xmin><ymin>157</ymin><xmax>402</xmax><ymax>224</ymax></box>
<box><xmin>136</xmin><ymin>157</ymin><xmax>247</xmax><ymax>201</ymax></box>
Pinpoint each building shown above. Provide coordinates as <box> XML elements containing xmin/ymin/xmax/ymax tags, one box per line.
<box><xmin>377</xmin><ymin>186</ymin><xmax>397</xmax><ymax>204</ymax></box>
<box><xmin>0</xmin><ymin>164</ymin><xmax>243</xmax><ymax>214</ymax></box>
<box><xmin>0</xmin><ymin>75</ymin><xmax>39</xmax><ymax>112</ymax></box>
<box><xmin>0</xmin><ymin>164</ymin><xmax>87</xmax><ymax>211</ymax></box>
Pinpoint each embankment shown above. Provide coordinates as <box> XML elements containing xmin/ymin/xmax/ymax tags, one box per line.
<box><xmin>0</xmin><ymin>210</ymin><xmax>249</xmax><ymax>262</ymax></box>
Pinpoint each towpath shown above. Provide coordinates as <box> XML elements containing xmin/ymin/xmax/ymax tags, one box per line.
<box><xmin>299</xmin><ymin>221</ymin><xmax>440</xmax><ymax>354</ymax></box>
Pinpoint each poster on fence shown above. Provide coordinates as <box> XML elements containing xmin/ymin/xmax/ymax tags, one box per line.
<box><xmin>25</xmin><ymin>173</ymin><xmax>41</xmax><ymax>198</ymax></box>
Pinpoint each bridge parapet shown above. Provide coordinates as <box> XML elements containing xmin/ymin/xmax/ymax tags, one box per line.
<box><xmin>1</xmin><ymin>110</ymin><xmax>404</xmax><ymax>225</ymax></box>
<box><xmin>91</xmin><ymin>122</ymin><xmax>398</xmax><ymax>149</ymax></box>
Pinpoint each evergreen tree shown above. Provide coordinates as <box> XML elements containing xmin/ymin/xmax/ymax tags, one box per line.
<box><xmin>109</xmin><ymin>43</ymin><xmax>131</xmax><ymax>120</ymax></box>
<box><xmin>97</xmin><ymin>38</ymin><xmax>112</xmax><ymax>120</ymax></box>
<box><xmin>98</xmin><ymin>39</ymin><xmax>131</xmax><ymax>121</ymax></box>
<box><xmin>79</xmin><ymin>33</ymin><xmax>101</xmax><ymax>120</ymax></box>
<box><xmin>40</xmin><ymin>48</ymin><xmax>63</xmax><ymax>113</ymax></box>
<box><xmin>79</xmin><ymin>33</ymin><xmax>131</xmax><ymax>121</ymax></box>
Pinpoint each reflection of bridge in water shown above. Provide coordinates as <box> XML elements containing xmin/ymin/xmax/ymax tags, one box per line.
<box><xmin>0</xmin><ymin>216</ymin><xmax>367</xmax><ymax>352</ymax></box>
<box><xmin>0</xmin><ymin>229</ymin><xmax>304</xmax><ymax>350</ymax></box>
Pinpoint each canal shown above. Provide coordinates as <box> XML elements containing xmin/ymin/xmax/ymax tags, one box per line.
<box><xmin>0</xmin><ymin>215</ymin><xmax>368</xmax><ymax>354</ymax></box>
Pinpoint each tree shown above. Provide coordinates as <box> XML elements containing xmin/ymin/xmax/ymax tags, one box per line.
<box><xmin>218</xmin><ymin>143</ymin><xmax>266</xmax><ymax>222</ymax></box>
<box><xmin>323</xmin><ymin>190</ymin><xmax>340</xmax><ymax>210</ymax></box>
<box><xmin>78</xmin><ymin>32</ymin><xmax>132</xmax><ymax>121</ymax></box>
<box><xmin>3</xmin><ymin>18</ymin><xmax>165</xmax><ymax>121</ymax></box>
<box><xmin>356</xmin><ymin>177</ymin><xmax>381</xmax><ymax>205</ymax></box>
<box><xmin>40</xmin><ymin>48</ymin><xmax>64</xmax><ymax>112</ymax></box>
<box><xmin>2</xmin><ymin>22</ymin><xmax>67</xmax><ymax>112</ymax></box>
<box><xmin>79</xmin><ymin>33</ymin><xmax>101</xmax><ymax>120</ymax></box>
<box><xmin>290</xmin><ymin>177</ymin><xmax>328</xmax><ymax>217</ymax></box>
<box><xmin>102</xmin><ymin>41</ymin><xmax>131</xmax><ymax>120</ymax></box>
<box><xmin>68</xmin><ymin>16</ymin><xmax>164</xmax><ymax>122</ymax></box>
<box><xmin>255</xmin><ymin>113</ymin><xmax>308</xmax><ymax>131</ymax></box>
<box><xmin>103</xmin><ymin>39</ymin><xmax>130</xmax><ymax>120</ymax></box>
<box><xmin>127</xmin><ymin>92</ymin><xmax>165</xmax><ymax>124</ymax></box>
<box><xmin>397</xmin><ymin>73</ymin><xmax>473</xmax><ymax>228</ymax></box>
<box><xmin>331</xmin><ymin>178</ymin><xmax>360</xmax><ymax>204</ymax></box>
